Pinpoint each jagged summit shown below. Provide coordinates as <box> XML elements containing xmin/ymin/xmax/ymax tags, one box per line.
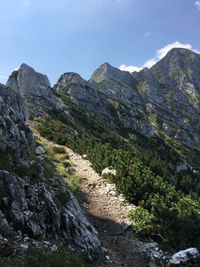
<box><xmin>90</xmin><ymin>62</ymin><xmax>135</xmax><ymax>87</ymax></box>
<box><xmin>53</xmin><ymin>72</ymin><xmax>90</xmax><ymax>102</ymax></box>
<box><xmin>148</xmin><ymin>47</ymin><xmax>200</xmax><ymax>88</ymax></box>
<box><xmin>7</xmin><ymin>63</ymin><xmax>51</xmax><ymax>97</ymax></box>
<box><xmin>151</xmin><ymin>47</ymin><xmax>200</xmax><ymax>70</ymax></box>
<box><xmin>165</xmin><ymin>47</ymin><xmax>199</xmax><ymax>56</ymax></box>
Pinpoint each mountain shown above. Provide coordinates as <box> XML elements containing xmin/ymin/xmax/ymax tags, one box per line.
<box><xmin>1</xmin><ymin>47</ymin><xmax>200</xmax><ymax>266</ymax></box>
<box><xmin>0</xmin><ymin>82</ymin><xmax>103</xmax><ymax>265</ymax></box>
<box><xmin>54</xmin><ymin>48</ymin><xmax>200</xmax><ymax>169</ymax></box>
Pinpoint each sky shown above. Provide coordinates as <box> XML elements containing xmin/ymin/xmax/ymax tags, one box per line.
<box><xmin>0</xmin><ymin>0</ymin><xmax>200</xmax><ymax>85</ymax></box>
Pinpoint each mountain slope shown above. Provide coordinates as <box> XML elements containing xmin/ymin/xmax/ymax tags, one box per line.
<box><xmin>53</xmin><ymin>48</ymin><xmax>200</xmax><ymax>170</ymax></box>
<box><xmin>0</xmin><ymin>83</ymin><xmax>103</xmax><ymax>265</ymax></box>
<box><xmin>3</xmin><ymin>48</ymin><xmax>200</xmax><ymax>264</ymax></box>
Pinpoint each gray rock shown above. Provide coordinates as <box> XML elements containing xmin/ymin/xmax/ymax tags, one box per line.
<box><xmin>35</xmin><ymin>146</ymin><xmax>45</xmax><ymax>155</ymax></box>
<box><xmin>102</xmin><ymin>167</ymin><xmax>117</xmax><ymax>177</ymax></box>
<box><xmin>7</xmin><ymin>64</ymin><xmax>51</xmax><ymax>98</ymax></box>
<box><xmin>53</xmin><ymin>48</ymin><xmax>200</xmax><ymax>170</ymax></box>
<box><xmin>62</xmin><ymin>190</ymin><xmax>102</xmax><ymax>257</ymax></box>
<box><xmin>176</xmin><ymin>162</ymin><xmax>188</xmax><ymax>172</ymax></box>
<box><xmin>170</xmin><ymin>247</ymin><xmax>199</xmax><ymax>265</ymax></box>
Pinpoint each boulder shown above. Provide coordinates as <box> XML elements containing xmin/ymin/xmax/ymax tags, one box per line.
<box><xmin>35</xmin><ymin>146</ymin><xmax>45</xmax><ymax>155</ymax></box>
<box><xmin>101</xmin><ymin>167</ymin><xmax>117</xmax><ymax>177</ymax></box>
<box><xmin>170</xmin><ymin>248</ymin><xmax>199</xmax><ymax>265</ymax></box>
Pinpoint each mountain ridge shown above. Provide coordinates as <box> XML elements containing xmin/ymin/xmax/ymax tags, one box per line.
<box><xmin>1</xmin><ymin>47</ymin><xmax>200</xmax><ymax>265</ymax></box>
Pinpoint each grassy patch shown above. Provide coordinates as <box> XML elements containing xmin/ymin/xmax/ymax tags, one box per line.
<box><xmin>56</xmin><ymin>163</ymin><xmax>68</xmax><ymax>178</ymax></box>
<box><xmin>52</xmin><ymin>146</ymin><xmax>66</xmax><ymax>154</ymax></box>
<box><xmin>68</xmin><ymin>175</ymin><xmax>82</xmax><ymax>193</ymax></box>
<box><xmin>31</xmin><ymin>113</ymin><xmax>200</xmax><ymax>249</ymax></box>
<box><xmin>2</xmin><ymin>248</ymin><xmax>87</xmax><ymax>267</ymax></box>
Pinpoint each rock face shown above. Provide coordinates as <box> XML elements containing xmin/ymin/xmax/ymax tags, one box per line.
<box><xmin>6</xmin><ymin>64</ymin><xmax>65</xmax><ymax>115</ymax></box>
<box><xmin>0</xmin><ymin>83</ymin><xmax>103</xmax><ymax>260</ymax></box>
<box><xmin>6</xmin><ymin>63</ymin><xmax>51</xmax><ymax>98</ymax></box>
<box><xmin>54</xmin><ymin>48</ymin><xmax>200</xmax><ymax>169</ymax></box>
<box><xmin>3</xmin><ymin>47</ymin><xmax>200</xmax><ymax>262</ymax></box>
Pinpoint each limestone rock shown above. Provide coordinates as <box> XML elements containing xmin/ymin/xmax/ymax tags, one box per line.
<box><xmin>0</xmin><ymin>84</ymin><xmax>104</xmax><ymax>260</ymax></box>
<box><xmin>7</xmin><ymin>63</ymin><xmax>51</xmax><ymax>98</ymax></box>
<box><xmin>53</xmin><ymin>48</ymin><xmax>200</xmax><ymax>170</ymax></box>
<box><xmin>35</xmin><ymin>146</ymin><xmax>45</xmax><ymax>155</ymax></box>
<box><xmin>102</xmin><ymin>167</ymin><xmax>117</xmax><ymax>177</ymax></box>
<box><xmin>170</xmin><ymin>247</ymin><xmax>199</xmax><ymax>265</ymax></box>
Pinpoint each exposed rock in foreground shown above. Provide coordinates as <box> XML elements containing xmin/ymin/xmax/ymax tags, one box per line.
<box><xmin>170</xmin><ymin>248</ymin><xmax>199</xmax><ymax>265</ymax></box>
<box><xmin>0</xmin><ymin>84</ymin><xmax>103</xmax><ymax>264</ymax></box>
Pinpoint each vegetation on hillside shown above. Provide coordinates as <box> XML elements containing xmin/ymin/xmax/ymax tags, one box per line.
<box><xmin>1</xmin><ymin>247</ymin><xmax>86</xmax><ymax>267</ymax></box>
<box><xmin>32</xmin><ymin>112</ymin><xmax>200</xmax><ymax>250</ymax></box>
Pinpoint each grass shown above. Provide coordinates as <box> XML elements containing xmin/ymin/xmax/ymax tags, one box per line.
<box><xmin>52</xmin><ymin>146</ymin><xmax>67</xmax><ymax>154</ymax></box>
<box><xmin>56</xmin><ymin>163</ymin><xmax>68</xmax><ymax>178</ymax></box>
<box><xmin>2</xmin><ymin>247</ymin><xmax>87</xmax><ymax>267</ymax></box>
<box><xmin>53</xmin><ymin>153</ymin><xmax>69</xmax><ymax>163</ymax></box>
<box><xmin>68</xmin><ymin>174</ymin><xmax>82</xmax><ymax>193</ymax></box>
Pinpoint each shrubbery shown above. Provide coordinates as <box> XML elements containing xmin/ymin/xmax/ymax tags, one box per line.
<box><xmin>3</xmin><ymin>248</ymin><xmax>86</xmax><ymax>267</ymax></box>
<box><xmin>32</xmin><ymin>113</ymin><xmax>200</xmax><ymax>250</ymax></box>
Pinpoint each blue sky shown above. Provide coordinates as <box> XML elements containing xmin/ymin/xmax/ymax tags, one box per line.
<box><xmin>0</xmin><ymin>0</ymin><xmax>200</xmax><ymax>85</ymax></box>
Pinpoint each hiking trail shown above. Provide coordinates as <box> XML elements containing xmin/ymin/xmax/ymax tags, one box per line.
<box><xmin>64</xmin><ymin>147</ymin><xmax>150</xmax><ymax>267</ymax></box>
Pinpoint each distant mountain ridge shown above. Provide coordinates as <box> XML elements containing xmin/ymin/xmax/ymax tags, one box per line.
<box><xmin>6</xmin><ymin>48</ymin><xmax>200</xmax><ymax>172</ymax></box>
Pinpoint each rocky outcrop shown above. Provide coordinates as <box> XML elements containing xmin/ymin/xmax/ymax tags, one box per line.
<box><xmin>0</xmin><ymin>83</ymin><xmax>103</xmax><ymax>261</ymax></box>
<box><xmin>6</xmin><ymin>64</ymin><xmax>51</xmax><ymax>98</ymax></box>
<box><xmin>170</xmin><ymin>247</ymin><xmax>199</xmax><ymax>265</ymax></box>
<box><xmin>6</xmin><ymin>64</ymin><xmax>66</xmax><ymax>116</ymax></box>
<box><xmin>53</xmin><ymin>48</ymin><xmax>200</xmax><ymax>169</ymax></box>
<box><xmin>2</xmin><ymin>47</ymin><xmax>200</xmax><ymax>265</ymax></box>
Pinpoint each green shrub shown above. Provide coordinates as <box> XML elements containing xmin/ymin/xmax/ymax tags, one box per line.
<box><xmin>3</xmin><ymin>248</ymin><xmax>87</xmax><ymax>267</ymax></box>
<box><xmin>69</xmin><ymin>175</ymin><xmax>81</xmax><ymax>193</ymax></box>
<box><xmin>52</xmin><ymin>146</ymin><xmax>66</xmax><ymax>154</ymax></box>
<box><xmin>53</xmin><ymin>154</ymin><xmax>68</xmax><ymax>163</ymax></box>
<box><xmin>128</xmin><ymin>207</ymin><xmax>154</xmax><ymax>237</ymax></box>
<box><xmin>56</xmin><ymin>163</ymin><xmax>68</xmax><ymax>177</ymax></box>
<box><xmin>63</xmin><ymin>160</ymin><xmax>71</xmax><ymax>168</ymax></box>
<box><xmin>33</xmin><ymin>113</ymin><xmax>200</xmax><ymax>250</ymax></box>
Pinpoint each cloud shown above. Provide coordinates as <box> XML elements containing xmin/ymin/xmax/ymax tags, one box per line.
<box><xmin>195</xmin><ymin>0</ymin><xmax>200</xmax><ymax>10</ymax></box>
<box><xmin>13</xmin><ymin>66</ymin><xmax>20</xmax><ymax>71</ymax></box>
<box><xmin>119</xmin><ymin>64</ymin><xmax>142</xmax><ymax>72</ymax></box>
<box><xmin>119</xmin><ymin>41</ymin><xmax>200</xmax><ymax>73</ymax></box>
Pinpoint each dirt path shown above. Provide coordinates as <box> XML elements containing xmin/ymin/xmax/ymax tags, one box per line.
<box><xmin>65</xmin><ymin>148</ymin><xmax>151</xmax><ymax>267</ymax></box>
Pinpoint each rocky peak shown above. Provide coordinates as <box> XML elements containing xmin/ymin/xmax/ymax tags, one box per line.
<box><xmin>150</xmin><ymin>48</ymin><xmax>200</xmax><ymax>85</ymax></box>
<box><xmin>164</xmin><ymin>47</ymin><xmax>199</xmax><ymax>59</ymax></box>
<box><xmin>7</xmin><ymin>63</ymin><xmax>51</xmax><ymax>98</ymax></box>
<box><xmin>90</xmin><ymin>62</ymin><xmax>135</xmax><ymax>87</ymax></box>
<box><xmin>54</xmin><ymin>72</ymin><xmax>88</xmax><ymax>95</ymax></box>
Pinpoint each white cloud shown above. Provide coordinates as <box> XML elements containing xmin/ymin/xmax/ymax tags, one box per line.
<box><xmin>119</xmin><ymin>64</ymin><xmax>142</xmax><ymax>72</ymax></box>
<box><xmin>119</xmin><ymin>41</ymin><xmax>200</xmax><ymax>73</ymax></box>
<box><xmin>195</xmin><ymin>0</ymin><xmax>200</xmax><ymax>10</ymax></box>
<box><xmin>13</xmin><ymin>66</ymin><xmax>20</xmax><ymax>71</ymax></box>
